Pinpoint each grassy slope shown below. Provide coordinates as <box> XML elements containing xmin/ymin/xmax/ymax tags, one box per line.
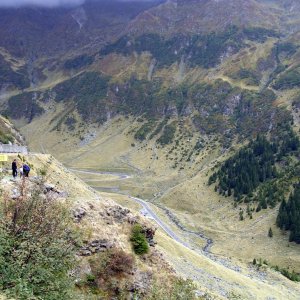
<box><xmin>2</xmin><ymin>2</ymin><xmax>300</xmax><ymax>296</ymax></box>
<box><xmin>0</xmin><ymin>153</ymin><xmax>184</xmax><ymax>298</ymax></box>
<box><xmin>17</xmin><ymin>114</ymin><xmax>300</xmax><ymax>298</ymax></box>
<box><xmin>9</xmin><ymin>23</ymin><xmax>300</xmax><ymax>294</ymax></box>
<box><xmin>159</xmin><ymin>168</ymin><xmax>300</xmax><ymax>270</ymax></box>
<box><xmin>0</xmin><ymin>148</ymin><xmax>286</xmax><ymax>300</ymax></box>
<box><xmin>105</xmin><ymin>188</ymin><xmax>300</xmax><ymax>300</ymax></box>
<box><xmin>7</xmin><ymin>153</ymin><xmax>297</xmax><ymax>300</ymax></box>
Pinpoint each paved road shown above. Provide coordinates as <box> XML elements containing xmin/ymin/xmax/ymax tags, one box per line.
<box><xmin>70</xmin><ymin>167</ymin><xmax>212</xmax><ymax>252</ymax></box>
<box><xmin>129</xmin><ymin>196</ymin><xmax>191</xmax><ymax>248</ymax></box>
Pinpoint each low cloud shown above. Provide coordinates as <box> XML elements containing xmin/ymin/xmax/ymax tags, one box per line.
<box><xmin>0</xmin><ymin>0</ymin><xmax>85</xmax><ymax>7</ymax></box>
<box><xmin>0</xmin><ymin>0</ymin><xmax>157</xmax><ymax>7</ymax></box>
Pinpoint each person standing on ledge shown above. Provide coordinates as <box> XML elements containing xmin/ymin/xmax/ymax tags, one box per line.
<box><xmin>23</xmin><ymin>164</ymin><xmax>30</xmax><ymax>177</ymax></box>
<box><xmin>12</xmin><ymin>159</ymin><xmax>18</xmax><ymax>178</ymax></box>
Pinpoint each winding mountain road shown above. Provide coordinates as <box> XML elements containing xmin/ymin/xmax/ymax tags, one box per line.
<box><xmin>70</xmin><ymin>167</ymin><xmax>212</xmax><ymax>253</ymax></box>
<box><xmin>129</xmin><ymin>196</ymin><xmax>192</xmax><ymax>248</ymax></box>
<box><xmin>70</xmin><ymin>167</ymin><xmax>300</xmax><ymax>300</ymax></box>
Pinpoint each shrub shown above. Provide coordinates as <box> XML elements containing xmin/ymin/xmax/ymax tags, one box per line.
<box><xmin>268</xmin><ymin>227</ymin><xmax>273</xmax><ymax>238</ymax></box>
<box><xmin>231</xmin><ymin>68</ymin><xmax>260</xmax><ymax>85</ymax></box>
<box><xmin>243</xmin><ymin>27</ymin><xmax>278</xmax><ymax>42</ymax></box>
<box><xmin>134</xmin><ymin>121</ymin><xmax>156</xmax><ymax>141</ymax></box>
<box><xmin>0</xmin><ymin>131</ymin><xmax>13</xmax><ymax>144</ymax></box>
<box><xmin>254</xmin><ymin>258</ymin><xmax>300</xmax><ymax>282</ymax></box>
<box><xmin>86</xmin><ymin>249</ymin><xmax>134</xmax><ymax>297</ymax></box>
<box><xmin>0</xmin><ymin>180</ymin><xmax>79</xmax><ymax>299</ymax></box>
<box><xmin>90</xmin><ymin>249</ymin><xmax>134</xmax><ymax>278</ymax></box>
<box><xmin>39</xmin><ymin>168</ymin><xmax>47</xmax><ymax>176</ymax></box>
<box><xmin>130</xmin><ymin>224</ymin><xmax>149</xmax><ymax>255</ymax></box>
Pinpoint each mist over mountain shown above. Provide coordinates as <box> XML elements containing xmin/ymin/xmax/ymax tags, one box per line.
<box><xmin>0</xmin><ymin>0</ymin><xmax>163</xmax><ymax>59</ymax></box>
<box><xmin>0</xmin><ymin>0</ymin><xmax>84</xmax><ymax>7</ymax></box>
<box><xmin>0</xmin><ymin>0</ymin><xmax>161</xmax><ymax>7</ymax></box>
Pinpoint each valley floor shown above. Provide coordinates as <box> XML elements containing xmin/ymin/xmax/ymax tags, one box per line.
<box><xmin>19</xmin><ymin>116</ymin><xmax>300</xmax><ymax>299</ymax></box>
<box><xmin>70</xmin><ymin>167</ymin><xmax>300</xmax><ymax>300</ymax></box>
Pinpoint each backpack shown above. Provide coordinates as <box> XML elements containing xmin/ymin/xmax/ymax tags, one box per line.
<box><xmin>23</xmin><ymin>164</ymin><xmax>30</xmax><ymax>172</ymax></box>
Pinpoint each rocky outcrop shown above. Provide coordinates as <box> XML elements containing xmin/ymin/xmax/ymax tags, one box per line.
<box><xmin>130</xmin><ymin>270</ymin><xmax>153</xmax><ymax>295</ymax></box>
<box><xmin>142</xmin><ymin>226</ymin><xmax>157</xmax><ymax>247</ymax></box>
<box><xmin>73</xmin><ymin>207</ymin><xmax>86</xmax><ymax>223</ymax></box>
<box><xmin>76</xmin><ymin>203</ymin><xmax>157</xmax><ymax>256</ymax></box>
<box><xmin>78</xmin><ymin>239</ymin><xmax>114</xmax><ymax>256</ymax></box>
<box><xmin>43</xmin><ymin>182</ymin><xmax>68</xmax><ymax>198</ymax></box>
<box><xmin>104</xmin><ymin>205</ymin><xmax>131</xmax><ymax>222</ymax></box>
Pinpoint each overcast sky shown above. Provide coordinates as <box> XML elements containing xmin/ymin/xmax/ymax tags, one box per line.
<box><xmin>0</xmin><ymin>0</ymin><xmax>85</xmax><ymax>7</ymax></box>
<box><xmin>0</xmin><ymin>0</ymin><xmax>155</xmax><ymax>7</ymax></box>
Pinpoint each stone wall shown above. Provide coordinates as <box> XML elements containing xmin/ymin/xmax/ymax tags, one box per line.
<box><xmin>0</xmin><ymin>144</ymin><xmax>28</xmax><ymax>154</ymax></box>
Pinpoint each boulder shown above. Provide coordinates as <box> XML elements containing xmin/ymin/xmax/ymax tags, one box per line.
<box><xmin>73</xmin><ymin>207</ymin><xmax>86</xmax><ymax>222</ymax></box>
<box><xmin>130</xmin><ymin>271</ymin><xmax>153</xmax><ymax>295</ymax></box>
<box><xmin>11</xmin><ymin>188</ymin><xmax>21</xmax><ymax>199</ymax></box>
<box><xmin>105</xmin><ymin>205</ymin><xmax>130</xmax><ymax>222</ymax></box>
<box><xmin>78</xmin><ymin>239</ymin><xmax>115</xmax><ymax>256</ymax></box>
<box><xmin>79</xmin><ymin>248</ymin><xmax>92</xmax><ymax>256</ymax></box>
<box><xmin>44</xmin><ymin>183</ymin><xmax>55</xmax><ymax>191</ymax></box>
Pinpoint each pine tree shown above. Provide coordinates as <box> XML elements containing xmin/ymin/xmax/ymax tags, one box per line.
<box><xmin>261</xmin><ymin>198</ymin><xmax>268</xmax><ymax>209</ymax></box>
<box><xmin>239</xmin><ymin>210</ymin><xmax>244</xmax><ymax>221</ymax></box>
<box><xmin>268</xmin><ymin>227</ymin><xmax>273</xmax><ymax>238</ymax></box>
<box><xmin>256</xmin><ymin>203</ymin><xmax>262</xmax><ymax>212</ymax></box>
<box><xmin>276</xmin><ymin>184</ymin><xmax>300</xmax><ymax>243</ymax></box>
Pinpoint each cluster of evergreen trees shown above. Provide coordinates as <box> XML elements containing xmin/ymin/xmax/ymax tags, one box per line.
<box><xmin>6</xmin><ymin>92</ymin><xmax>44</xmax><ymax>122</ymax></box>
<box><xmin>209</xmin><ymin>131</ymin><xmax>299</xmax><ymax>205</ymax></box>
<box><xmin>0</xmin><ymin>54</ymin><xmax>30</xmax><ymax>90</ymax></box>
<box><xmin>210</xmin><ymin>128</ymin><xmax>300</xmax><ymax>243</ymax></box>
<box><xmin>100</xmin><ymin>26</ymin><xmax>277</xmax><ymax>69</ymax></box>
<box><xmin>209</xmin><ymin>135</ymin><xmax>278</xmax><ymax>200</ymax></box>
<box><xmin>277</xmin><ymin>184</ymin><xmax>300</xmax><ymax>244</ymax></box>
<box><xmin>64</xmin><ymin>54</ymin><xmax>94</xmax><ymax>70</ymax></box>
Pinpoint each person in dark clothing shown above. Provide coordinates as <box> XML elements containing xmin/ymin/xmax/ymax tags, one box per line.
<box><xmin>23</xmin><ymin>164</ymin><xmax>30</xmax><ymax>177</ymax></box>
<box><xmin>12</xmin><ymin>159</ymin><xmax>18</xmax><ymax>178</ymax></box>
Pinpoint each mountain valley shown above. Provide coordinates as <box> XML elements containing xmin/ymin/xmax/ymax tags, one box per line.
<box><xmin>0</xmin><ymin>0</ymin><xmax>300</xmax><ymax>299</ymax></box>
